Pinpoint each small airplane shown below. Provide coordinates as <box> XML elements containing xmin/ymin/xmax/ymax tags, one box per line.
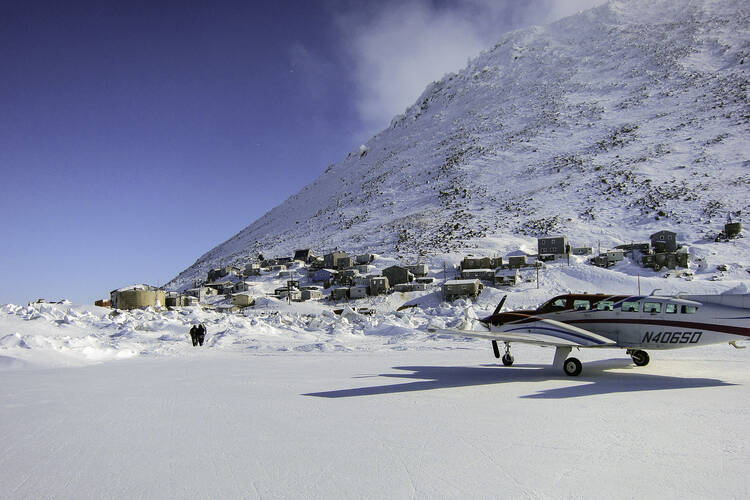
<box><xmin>434</xmin><ymin>292</ymin><xmax>750</xmax><ymax>376</ymax></box>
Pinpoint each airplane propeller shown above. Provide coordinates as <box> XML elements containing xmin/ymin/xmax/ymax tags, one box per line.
<box><xmin>492</xmin><ymin>295</ymin><xmax>507</xmax><ymax>316</ymax></box>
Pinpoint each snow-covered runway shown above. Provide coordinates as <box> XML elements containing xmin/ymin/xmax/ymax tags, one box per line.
<box><xmin>2</xmin><ymin>347</ymin><xmax>748</xmax><ymax>499</ymax></box>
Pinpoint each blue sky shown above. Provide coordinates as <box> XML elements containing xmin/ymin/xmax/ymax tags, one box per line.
<box><xmin>0</xmin><ymin>0</ymin><xmax>602</xmax><ymax>305</ymax></box>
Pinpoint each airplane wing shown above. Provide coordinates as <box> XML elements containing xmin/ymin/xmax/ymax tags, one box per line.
<box><xmin>431</xmin><ymin>317</ymin><xmax>616</xmax><ymax>348</ymax></box>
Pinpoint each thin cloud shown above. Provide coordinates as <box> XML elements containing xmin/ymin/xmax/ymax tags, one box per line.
<box><xmin>336</xmin><ymin>0</ymin><xmax>606</xmax><ymax>135</ymax></box>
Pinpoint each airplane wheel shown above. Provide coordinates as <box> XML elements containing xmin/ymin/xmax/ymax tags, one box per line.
<box><xmin>563</xmin><ymin>357</ymin><xmax>582</xmax><ymax>376</ymax></box>
<box><xmin>631</xmin><ymin>350</ymin><xmax>650</xmax><ymax>366</ymax></box>
<box><xmin>502</xmin><ymin>353</ymin><xmax>514</xmax><ymax>366</ymax></box>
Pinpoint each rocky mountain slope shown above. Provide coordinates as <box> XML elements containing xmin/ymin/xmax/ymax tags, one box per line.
<box><xmin>167</xmin><ymin>0</ymin><xmax>749</xmax><ymax>290</ymax></box>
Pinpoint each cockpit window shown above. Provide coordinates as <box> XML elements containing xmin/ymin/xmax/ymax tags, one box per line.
<box><xmin>573</xmin><ymin>300</ymin><xmax>591</xmax><ymax>311</ymax></box>
<box><xmin>681</xmin><ymin>305</ymin><xmax>698</xmax><ymax>314</ymax></box>
<box><xmin>665</xmin><ymin>303</ymin><xmax>678</xmax><ymax>314</ymax></box>
<box><xmin>597</xmin><ymin>300</ymin><xmax>614</xmax><ymax>311</ymax></box>
<box><xmin>643</xmin><ymin>302</ymin><xmax>661</xmax><ymax>313</ymax></box>
<box><xmin>621</xmin><ymin>301</ymin><xmax>640</xmax><ymax>312</ymax></box>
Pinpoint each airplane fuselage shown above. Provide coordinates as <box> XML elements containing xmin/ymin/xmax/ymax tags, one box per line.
<box><xmin>485</xmin><ymin>294</ymin><xmax>750</xmax><ymax>350</ymax></box>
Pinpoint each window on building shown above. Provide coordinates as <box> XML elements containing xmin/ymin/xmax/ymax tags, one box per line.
<box><xmin>622</xmin><ymin>301</ymin><xmax>640</xmax><ymax>312</ymax></box>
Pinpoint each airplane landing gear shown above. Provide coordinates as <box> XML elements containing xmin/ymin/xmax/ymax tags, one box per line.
<box><xmin>628</xmin><ymin>349</ymin><xmax>650</xmax><ymax>366</ymax></box>
<box><xmin>492</xmin><ymin>341</ymin><xmax>514</xmax><ymax>366</ymax></box>
<box><xmin>563</xmin><ymin>357</ymin><xmax>582</xmax><ymax>376</ymax></box>
<box><xmin>501</xmin><ymin>342</ymin><xmax>514</xmax><ymax>366</ymax></box>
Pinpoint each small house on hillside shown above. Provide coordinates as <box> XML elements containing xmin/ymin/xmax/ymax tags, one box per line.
<box><xmin>207</xmin><ymin>266</ymin><xmax>241</xmax><ymax>282</ymax></box>
<box><xmin>495</xmin><ymin>269</ymin><xmax>520</xmax><ymax>286</ymax></box>
<box><xmin>460</xmin><ymin>268</ymin><xmax>495</xmax><ymax>281</ymax></box>
<box><xmin>461</xmin><ymin>257</ymin><xmax>500</xmax><ymax>270</ymax></box>
<box><xmin>443</xmin><ymin>279</ymin><xmax>483</xmax><ymax>301</ymax></box>
<box><xmin>324</xmin><ymin>251</ymin><xmax>349</xmax><ymax>269</ymax></box>
<box><xmin>231</xmin><ymin>293</ymin><xmax>255</xmax><ymax>307</ymax></box>
<box><xmin>369</xmin><ymin>276</ymin><xmax>389</xmax><ymax>295</ymax></box>
<box><xmin>406</xmin><ymin>264</ymin><xmax>429</xmax><ymax>278</ymax></box>
<box><xmin>185</xmin><ymin>286</ymin><xmax>218</xmax><ymax>303</ymax></box>
<box><xmin>312</xmin><ymin>269</ymin><xmax>338</xmax><ymax>282</ymax></box>
<box><xmin>382</xmin><ymin>266</ymin><xmax>414</xmax><ymax>286</ymax></box>
<box><xmin>244</xmin><ymin>263</ymin><xmax>261</xmax><ymax>276</ymax></box>
<box><xmin>538</xmin><ymin>236</ymin><xmax>568</xmax><ymax>259</ymax></box>
<box><xmin>507</xmin><ymin>256</ymin><xmax>528</xmax><ymax>269</ymax></box>
<box><xmin>650</xmin><ymin>230</ymin><xmax>678</xmax><ymax>253</ymax></box>
<box><xmin>356</xmin><ymin>253</ymin><xmax>375</xmax><ymax>264</ymax></box>
<box><xmin>294</xmin><ymin>249</ymin><xmax>316</xmax><ymax>263</ymax></box>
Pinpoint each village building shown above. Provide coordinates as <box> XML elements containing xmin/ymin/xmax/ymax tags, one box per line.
<box><xmin>355</xmin><ymin>264</ymin><xmax>375</xmax><ymax>275</ymax></box>
<box><xmin>382</xmin><ymin>266</ymin><xmax>414</xmax><ymax>286</ymax></box>
<box><xmin>231</xmin><ymin>293</ymin><xmax>255</xmax><ymax>307</ymax></box>
<box><xmin>94</xmin><ymin>299</ymin><xmax>111</xmax><ymax>308</ymax></box>
<box><xmin>615</xmin><ymin>243</ymin><xmax>651</xmax><ymax>254</ymax></box>
<box><xmin>216</xmin><ymin>304</ymin><xmax>242</xmax><ymax>314</ymax></box>
<box><xmin>571</xmin><ymin>247</ymin><xmax>593</xmax><ymax>256</ymax></box>
<box><xmin>207</xmin><ymin>266</ymin><xmax>241</xmax><ymax>282</ymax></box>
<box><xmin>460</xmin><ymin>257</ymin><xmax>500</xmax><ymax>270</ymax></box>
<box><xmin>350</xmin><ymin>285</ymin><xmax>369</xmax><ymax>299</ymax></box>
<box><xmin>244</xmin><ymin>263</ymin><xmax>261</xmax><ymax>276</ymax></box>
<box><xmin>232</xmin><ymin>281</ymin><xmax>253</xmax><ymax>293</ymax></box>
<box><xmin>353</xmin><ymin>275</ymin><xmax>372</xmax><ymax>287</ymax></box>
<box><xmin>506</xmin><ymin>256</ymin><xmax>528</xmax><ymax>269</ymax></box>
<box><xmin>312</xmin><ymin>268</ymin><xmax>338</xmax><ymax>282</ymax></box>
<box><xmin>443</xmin><ymin>279</ymin><xmax>483</xmax><ymax>301</ymax></box>
<box><xmin>650</xmin><ymin>230</ymin><xmax>678</xmax><ymax>253</ymax></box>
<box><xmin>356</xmin><ymin>253</ymin><xmax>375</xmax><ymax>264</ymax></box>
<box><xmin>537</xmin><ymin>236</ymin><xmax>568</xmax><ymax>260</ymax></box>
<box><xmin>592</xmin><ymin>249</ymin><xmax>625</xmax><ymax>268</ymax></box>
<box><xmin>331</xmin><ymin>287</ymin><xmax>350</xmax><ymax>301</ymax></box>
<box><xmin>405</xmin><ymin>264</ymin><xmax>429</xmax><ymax>278</ymax></box>
<box><xmin>185</xmin><ymin>286</ymin><xmax>218</xmax><ymax>303</ymax></box>
<box><xmin>336</xmin><ymin>256</ymin><xmax>355</xmax><ymax>270</ymax></box>
<box><xmin>165</xmin><ymin>293</ymin><xmax>194</xmax><ymax>308</ymax></box>
<box><xmin>460</xmin><ymin>268</ymin><xmax>495</xmax><ymax>281</ymax></box>
<box><xmin>300</xmin><ymin>287</ymin><xmax>324</xmax><ymax>301</ymax></box>
<box><xmin>206</xmin><ymin>281</ymin><xmax>235</xmax><ymax>295</ymax></box>
<box><xmin>270</xmin><ymin>264</ymin><xmax>288</xmax><ymax>272</ymax></box>
<box><xmin>293</xmin><ymin>249</ymin><xmax>316</xmax><ymax>263</ymax></box>
<box><xmin>324</xmin><ymin>251</ymin><xmax>349</xmax><ymax>269</ymax></box>
<box><xmin>393</xmin><ymin>283</ymin><xmax>414</xmax><ymax>293</ymax></box>
<box><xmin>277</xmin><ymin>289</ymin><xmax>302</xmax><ymax>301</ymax></box>
<box><xmin>495</xmin><ymin>269</ymin><xmax>520</xmax><ymax>286</ymax></box>
<box><xmin>369</xmin><ymin>276</ymin><xmax>389</xmax><ymax>295</ymax></box>
<box><xmin>110</xmin><ymin>284</ymin><xmax>166</xmax><ymax>310</ymax></box>
<box><xmin>415</xmin><ymin>277</ymin><xmax>434</xmax><ymax>284</ymax></box>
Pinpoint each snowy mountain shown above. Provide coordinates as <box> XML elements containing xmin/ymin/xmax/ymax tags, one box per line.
<box><xmin>167</xmin><ymin>0</ymin><xmax>750</xmax><ymax>290</ymax></box>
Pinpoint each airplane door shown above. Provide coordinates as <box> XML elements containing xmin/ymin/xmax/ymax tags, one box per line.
<box><xmin>617</xmin><ymin>299</ymin><xmax>645</xmax><ymax>347</ymax></box>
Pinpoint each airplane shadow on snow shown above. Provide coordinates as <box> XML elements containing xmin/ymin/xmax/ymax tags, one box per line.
<box><xmin>303</xmin><ymin>358</ymin><xmax>735</xmax><ymax>399</ymax></box>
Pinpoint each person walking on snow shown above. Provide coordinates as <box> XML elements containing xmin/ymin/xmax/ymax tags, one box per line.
<box><xmin>189</xmin><ymin>324</ymin><xmax>199</xmax><ymax>346</ymax></box>
<box><xmin>196</xmin><ymin>323</ymin><xmax>206</xmax><ymax>346</ymax></box>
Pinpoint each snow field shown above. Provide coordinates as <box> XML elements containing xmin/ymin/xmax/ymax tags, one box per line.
<box><xmin>1</xmin><ymin>347</ymin><xmax>748</xmax><ymax>499</ymax></box>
